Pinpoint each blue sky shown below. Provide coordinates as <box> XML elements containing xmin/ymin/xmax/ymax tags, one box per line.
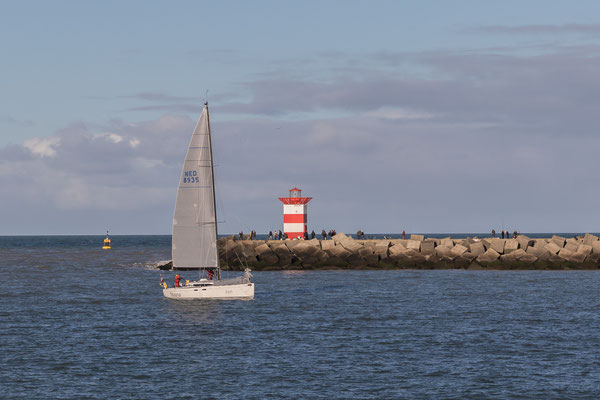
<box><xmin>2</xmin><ymin>1</ymin><xmax>600</xmax><ymax>234</ymax></box>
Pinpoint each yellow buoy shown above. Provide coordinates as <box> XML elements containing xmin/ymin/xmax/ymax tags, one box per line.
<box><xmin>102</xmin><ymin>231</ymin><xmax>111</xmax><ymax>250</ymax></box>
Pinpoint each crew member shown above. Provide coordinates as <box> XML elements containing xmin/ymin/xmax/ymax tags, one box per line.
<box><xmin>175</xmin><ymin>274</ymin><xmax>181</xmax><ymax>287</ymax></box>
<box><xmin>207</xmin><ymin>269</ymin><xmax>214</xmax><ymax>280</ymax></box>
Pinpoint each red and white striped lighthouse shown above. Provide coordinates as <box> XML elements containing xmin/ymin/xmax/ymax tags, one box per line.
<box><xmin>278</xmin><ymin>187</ymin><xmax>312</xmax><ymax>239</ymax></box>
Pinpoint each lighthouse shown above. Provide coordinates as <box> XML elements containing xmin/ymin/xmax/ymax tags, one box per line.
<box><xmin>278</xmin><ymin>187</ymin><xmax>312</xmax><ymax>239</ymax></box>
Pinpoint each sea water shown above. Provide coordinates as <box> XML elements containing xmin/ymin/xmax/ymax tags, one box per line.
<box><xmin>1</xmin><ymin>235</ymin><xmax>599</xmax><ymax>399</ymax></box>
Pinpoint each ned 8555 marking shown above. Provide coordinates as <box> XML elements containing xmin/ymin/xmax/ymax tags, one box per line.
<box><xmin>183</xmin><ymin>170</ymin><xmax>199</xmax><ymax>184</ymax></box>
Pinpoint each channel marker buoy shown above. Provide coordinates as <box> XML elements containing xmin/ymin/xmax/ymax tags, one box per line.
<box><xmin>102</xmin><ymin>230</ymin><xmax>111</xmax><ymax>250</ymax></box>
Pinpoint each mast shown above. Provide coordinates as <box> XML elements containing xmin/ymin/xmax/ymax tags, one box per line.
<box><xmin>205</xmin><ymin>102</ymin><xmax>221</xmax><ymax>280</ymax></box>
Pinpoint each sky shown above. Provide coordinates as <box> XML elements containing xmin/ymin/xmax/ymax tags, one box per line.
<box><xmin>2</xmin><ymin>0</ymin><xmax>600</xmax><ymax>235</ymax></box>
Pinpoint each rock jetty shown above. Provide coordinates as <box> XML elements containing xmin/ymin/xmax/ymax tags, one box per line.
<box><xmin>183</xmin><ymin>233</ymin><xmax>600</xmax><ymax>270</ymax></box>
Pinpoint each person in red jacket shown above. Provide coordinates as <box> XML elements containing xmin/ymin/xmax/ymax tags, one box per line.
<box><xmin>175</xmin><ymin>274</ymin><xmax>181</xmax><ymax>287</ymax></box>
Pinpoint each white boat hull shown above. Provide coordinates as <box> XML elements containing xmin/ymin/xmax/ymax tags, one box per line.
<box><xmin>163</xmin><ymin>282</ymin><xmax>254</xmax><ymax>300</ymax></box>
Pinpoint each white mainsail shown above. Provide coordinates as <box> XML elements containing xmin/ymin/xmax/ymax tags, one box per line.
<box><xmin>172</xmin><ymin>103</ymin><xmax>219</xmax><ymax>269</ymax></box>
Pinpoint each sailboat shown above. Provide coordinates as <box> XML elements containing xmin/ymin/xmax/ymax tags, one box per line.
<box><xmin>162</xmin><ymin>102</ymin><xmax>254</xmax><ymax>300</ymax></box>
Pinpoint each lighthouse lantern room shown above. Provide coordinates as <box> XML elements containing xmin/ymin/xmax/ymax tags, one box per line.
<box><xmin>278</xmin><ymin>187</ymin><xmax>312</xmax><ymax>239</ymax></box>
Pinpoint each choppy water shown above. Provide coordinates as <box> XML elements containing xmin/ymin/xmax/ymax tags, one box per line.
<box><xmin>1</xmin><ymin>236</ymin><xmax>599</xmax><ymax>399</ymax></box>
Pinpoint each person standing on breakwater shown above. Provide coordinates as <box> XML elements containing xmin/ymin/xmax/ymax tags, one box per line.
<box><xmin>278</xmin><ymin>230</ymin><xmax>283</xmax><ymax>240</ymax></box>
<box><xmin>501</xmin><ymin>230</ymin><xmax>505</xmax><ymax>239</ymax></box>
<box><xmin>402</xmin><ymin>230</ymin><xmax>406</xmax><ymax>239</ymax></box>
<box><xmin>321</xmin><ymin>229</ymin><xmax>327</xmax><ymax>240</ymax></box>
<box><xmin>492</xmin><ymin>229</ymin><xmax>496</xmax><ymax>238</ymax></box>
<box><xmin>310</xmin><ymin>230</ymin><xmax>316</xmax><ymax>239</ymax></box>
<box><xmin>268</xmin><ymin>230</ymin><xmax>273</xmax><ymax>240</ymax></box>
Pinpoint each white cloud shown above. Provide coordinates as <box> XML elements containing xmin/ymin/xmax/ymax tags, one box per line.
<box><xmin>365</xmin><ymin>107</ymin><xmax>434</xmax><ymax>120</ymax></box>
<box><xmin>23</xmin><ymin>137</ymin><xmax>60</xmax><ymax>157</ymax></box>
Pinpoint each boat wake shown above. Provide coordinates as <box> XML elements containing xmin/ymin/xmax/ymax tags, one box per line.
<box><xmin>131</xmin><ymin>260</ymin><xmax>172</xmax><ymax>270</ymax></box>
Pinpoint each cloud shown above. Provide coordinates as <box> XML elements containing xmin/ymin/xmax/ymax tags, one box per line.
<box><xmin>23</xmin><ymin>137</ymin><xmax>60</xmax><ymax>157</ymax></box>
<box><xmin>0</xmin><ymin>114</ymin><xmax>195</xmax><ymax>217</ymax></box>
<box><xmin>218</xmin><ymin>45</ymin><xmax>600</xmax><ymax>139</ymax></box>
<box><xmin>4</xmin><ymin>44</ymin><xmax>600</xmax><ymax>234</ymax></box>
<box><xmin>470</xmin><ymin>24</ymin><xmax>600</xmax><ymax>36</ymax></box>
<box><xmin>1</xmin><ymin>116</ymin><xmax>35</xmax><ymax>127</ymax></box>
<box><xmin>119</xmin><ymin>92</ymin><xmax>201</xmax><ymax>103</ymax></box>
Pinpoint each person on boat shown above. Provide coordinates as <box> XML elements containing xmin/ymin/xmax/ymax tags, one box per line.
<box><xmin>207</xmin><ymin>269</ymin><xmax>214</xmax><ymax>280</ymax></box>
<box><xmin>175</xmin><ymin>274</ymin><xmax>182</xmax><ymax>287</ymax></box>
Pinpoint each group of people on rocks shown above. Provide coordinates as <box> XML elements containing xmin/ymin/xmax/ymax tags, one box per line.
<box><xmin>302</xmin><ymin>230</ymin><xmax>317</xmax><ymax>240</ymax></box>
<box><xmin>267</xmin><ymin>230</ymin><xmax>287</xmax><ymax>240</ymax></box>
<box><xmin>491</xmin><ymin>229</ymin><xmax>519</xmax><ymax>239</ymax></box>
<box><xmin>320</xmin><ymin>229</ymin><xmax>337</xmax><ymax>240</ymax></box>
<box><xmin>238</xmin><ymin>230</ymin><xmax>257</xmax><ymax>240</ymax></box>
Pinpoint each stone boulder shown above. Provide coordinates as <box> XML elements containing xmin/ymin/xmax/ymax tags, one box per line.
<box><xmin>440</xmin><ymin>237</ymin><xmax>454</xmax><ymax>248</ymax></box>
<box><xmin>450</xmin><ymin>244</ymin><xmax>468</xmax><ymax>257</ymax></box>
<box><xmin>500</xmin><ymin>248</ymin><xmax>527</xmax><ymax>262</ymax></box>
<box><xmin>321</xmin><ymin>240</ymin><xmax>335</xmax><ymax>251</ymax></box>
<box><xmin>254</xmin><ymin>243</ymin><xmax>279</xmax><ymax>265</ymax></box>
<box><xmin>551</xmin><ymin>235</ymin><xmax>566</xmax><ymax>248</ymax></box>
<box><xmin>434</xmin><ymin>245</ymin><xmax>456</xmax><ymax>260</ymax></box>
<box><xmin>564</xmin><ymin>241</ymin><xmax>579</xmax><ymax>252</ymax></box>
<box><xmin>585</xmin><ymin>252</ymin><xmax>600</xmax><ymax>264</ymax></box>
<box><xmin>338</xmin><ymin>236</ymin><xmax>363</xmax><ymax>252</ymax></box>
<box><xmin>406</xmin><ymin>240</ymin><xmax>421</xmax><ymax>252</ymax></box>
<box><xmin>289</xmin><ymin>242</ymin><xmax>323</xmax><ymax>260</ymax></box>
<box><xmin>325</xmin><ymin>244</ymin><xmax>352</xmax><ymax>259</ymax></box>
<box><xmin>410</xmin><ymin>234</ymin><xmax>425</xmax><ymax>241</ymax></box>
<box><xmin>388</xmin><ymin>243</ymin><xmax>408</xmax><ymax>257</ymax></box>
<box><xmin>374</xmin><ymin>242</ymin><xmax>390</xmax><ymax>259</ymax></box>
<box><xmin>477</xmin><ymin>249</ymin><xmax>500</xmax><ymax>264</ymax></box>
<box><xmin>583</xmin><ymin>233</ymin><xmax>599</xmax><ymax>246</ymax></box>
<box><xmin>526</xmin><ymin>245</ymin><xmax>552</xmax><ymax>261</ymax></box>
<box><xmin>391</xmin><ymin>239</ymin><xmax>408</xmax><ymax>248</ymax></box>
<box><xmin>516</xmin><ymin>235</ymin><xmax>532</xmax><ymax>251</ymax></box>
<box><xmin>358</xmin><ymin>247</ymin><xmax>374</xmax><ymax>258</ymax></box>
<box><xmin>420</xmin><ymin>241</ymin><xmax>436</xmax><ymax>255</ymax></box>
<box><xmin>488</xmin><ymin>239</ymin><xmax>505</xmax><ymax>254</ymax></box>
<box><xmin>469</xmin><ymin>242</ymin><xmax>485</xmax><ymax>256</ymax></box>
<box><xmin>504</xmin><ymin>239</ymin><xmax>519</xmax><ymax>254</ymax></box>
<box><xmin>558</xmin><ymin>248</ymin><xmax>574</xmax><ymax>261</ymax></box>
<box><xmin>545</xmin><ymin>242</ymin><xmax>562</xmax><ymax>255</ymax></box>
<box><xmin>454</xmin><ymin>256</ymin><xmax>472</xmax><ymax>268</ymax></box>
<box><xmin>461</xmin><ymin>252</ymin><xmax>478</xmax><ymax>262</ymax></box>
<box><xmin>577</xmin><ymin>244</ymin><xmax>593</xmax><ymax>257</ymax></box>
<box><xmin>271</xmin><ymin>244</ymin><xmax>293</xmax><ymax>266</ymax></box>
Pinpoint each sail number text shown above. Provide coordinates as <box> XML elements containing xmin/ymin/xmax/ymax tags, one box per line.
<box><xmin>183</xmin><ymin>170</ymin><xmax>199</xmax><ymax>184</ymax></box>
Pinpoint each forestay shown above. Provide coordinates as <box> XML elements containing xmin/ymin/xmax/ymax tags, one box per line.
<box><xmin>172</xmin><ymin>105</ymin><xmax>219</xmax><ymax>269</ymax></box>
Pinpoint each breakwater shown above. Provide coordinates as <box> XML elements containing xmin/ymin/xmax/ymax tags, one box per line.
<box><xmin>163</xmin><ymin>232</ymin><xmax>600</xmax><ymax>270</ymax></box>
